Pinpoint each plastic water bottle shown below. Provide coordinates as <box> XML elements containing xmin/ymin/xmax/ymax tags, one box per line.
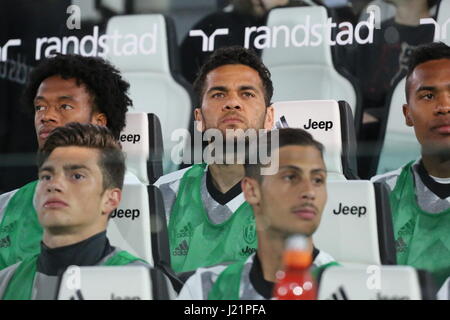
<box><xmin>273</xmin><ymin>234</ymin><xmax>317</xmax><ymax>300</ymax></box>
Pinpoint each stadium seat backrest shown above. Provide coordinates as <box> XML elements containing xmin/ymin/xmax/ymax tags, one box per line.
<box><xmin>318</xmin><ymin>265</ymin><xmax>435</xmax><ymax>300</ymax></box>
<box><xmin>106</xmin><ymin>14</ymin><xmax>192</xmax><ymax>174</ymax></box>
<box><xmin>148</xmin><ymin>185</ymin><xmax>184</xmax><ymax>292</ymax></box>
<box><xmin>437</xmin><ymin>277</ymin><xmax>450</xmax><ymax>300</ymax></box>
<box><xmin>437</xmin><ymin>0</ymin><xmax>450</xmax><ymax>46</ymax></box>
<box><xmin>120</xmin><ymin>112</ymin><xmax>163</xmax><ymax>185</ymax></box>
<box><xmin>376</xmin><ymin>78</ymin><xmax>420</xmax><ymax>175</ymax></box>
<box><xmin>57</xmin><ymin>266</ymin><xmax>171</xmax><ymax>300</ymax></box>
<box><xmin>314</xmin><ymin>180</ymin><xmax>396</xmax><ymax>265</ymax></box>
<box><xmin>272</xmin><ymin>100</ymin><xmax>358</xmax><ymax>180</ymax></box>
<box><xmin>107</xmin><ymin>183</ymin><xmax>153</xmax><ymax>266</ymax></box>
<box><xmin>262</xmin><ymin>6</ymin><xmax>359</xmax><ymax>117</ymax></box>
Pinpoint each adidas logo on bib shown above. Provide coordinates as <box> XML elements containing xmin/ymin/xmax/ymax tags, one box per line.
<box><xmin>176</xmin><ymin>223</ymin><xmax>193</xmax><ymax>239</ymax></box>
<box><xmin>173</xmin><ymin>240</ymin><xmax>189</xmax><ymax>256</ymax></box>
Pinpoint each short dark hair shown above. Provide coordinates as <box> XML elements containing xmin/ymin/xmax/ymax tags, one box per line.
<box><xmin>244</xmin><ymin>128</ymin><xmax>324</xmax><ymax>182</ymax></box>
<box><xmin>23</xmin><ymin>54</ymin><xmax>133</xmax><ymax>139</ymax></box>
<box><xmin>37</xmin><ymin>122</ymin><xmax>125</xmax><ymax>191</ymax></box>
<box><xmin>193</xmin><ymin>46</ymin><xmax>274</xmax><ymax>106</ymax></box>
<box><xmin>405</xmin><ymin>42</ymin><xmax>450</xmax><ymax>101</ymax></box>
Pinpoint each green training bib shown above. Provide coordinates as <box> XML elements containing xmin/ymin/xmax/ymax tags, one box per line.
<box><xmin>208</xmin><ymin>259</ymin><xmax>246</xmax><ymax>300</ymax></box>
<box><xmin>168</xmin><ymin>164</ymin><xmax>257</xmax><ymax>273</ymax></box>
<box><xmin>2</xmin><ymin>250</ymin><xmax>143</xmax><ymax>300</ymax></box>
<box><xmin>390</xmin><ymin>161</ymin><xmax>450</xmax><ymax>286</ymax></box>
<box><xmin>208</xmin><ymin>257</ymin><xmax>339</xmax><ymax>300</ymax></box>
<box><xmin>0</xmin><ymin>181</ymin><xmax>42</xmax><ymax>270</ymax></box>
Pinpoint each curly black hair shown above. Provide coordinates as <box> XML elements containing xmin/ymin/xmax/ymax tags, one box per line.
<box><xmin>193</xmin><ymin>46</ymin><xmax>273</xmax><ymax>107</ymax></box>
<box><xmin>23</xmin><ymin>54</ymin><xmax>132</xmax><ymax>139</ymax></box>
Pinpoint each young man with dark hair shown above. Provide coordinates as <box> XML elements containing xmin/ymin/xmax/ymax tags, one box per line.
<box><xmin>178</xmin><ymin>128</ymin><xmax>336</xmax><ymax>300</ymax></box>
<box><xmin>0</xmin><ymin>123</ymin><xmax>148</xmax><ymax>300</ymax></box>
<box><xmin>371</xmin><ymin>42</ymin><xmax>450</xmax><ymax>286</ymax></box>
<box><xmin>24</xmin><ymin>53</ymin><xmax>132</xmax><ymax>143</ymax></box>
<box><xmin>0</xmin><ymin>54</ymin><xmax>132</xmax><ymax>270</ymax></box>
<box><xmin>154</xmin><ymin>46</ymin><xmax>274</xmax><ymax>273</ymax></box>
<box><xmin>348</xmin><ymin>0</ymin><xmax>437</xmax><ymax>178</ymax></box>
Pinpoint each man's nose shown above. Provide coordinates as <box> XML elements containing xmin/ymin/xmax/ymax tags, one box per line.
<box><xmin>39</xmin><ymin>106</ymin><xmax>59</xmax><ymax>123</ymax></box>
<box><xmin>223</xmin><ymin>94</ymin><xmax>242</xmax><ymax>111</ymax></box>
<box><xmin>435</xmin><ymin>93</ymin><xmax>450</xmax><ymax>115</ymax></box>
<box><xmin>46</xmin><ymin>176</ymin><xmax>63</xmax><ymax>193</ymax></box>
<box><xmin>300</xmin><ymin>180</ymin><xmax>316</xmax><ymax>200</ymax></box>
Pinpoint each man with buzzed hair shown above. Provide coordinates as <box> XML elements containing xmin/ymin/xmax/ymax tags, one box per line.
<box><xmin>178</xmin><ymin>128</ymin><xmax>336</xmax><ymax>300</ymax></box>
<box><xmin>372</xmin><ymin>42</ymin><xmax>450</xmax><ymax>286</ymax></box>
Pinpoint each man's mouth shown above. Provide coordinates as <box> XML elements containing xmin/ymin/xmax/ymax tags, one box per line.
<box><xmin>434</xmin><ymin>124</ymin><xmax>450</xmax><ymax>134</ymax></box>
<box><xmin>43</xmin><ymin>199</ymin><xmax>68</xmax><ymax>209</ymax></box>
<box><xmin>292</xmin><ymin>206</ymin><xmax>317</xmax><ymax>220</ymax></box>
<box><xmin>221</xmin><ymin>117</ymin><xmax>244</xmax><ymax>125</ymax></box>
<box><xmin>38</xmin><ymin>128</ymin><xmax>55</xmax><ymax>140</ymax></box>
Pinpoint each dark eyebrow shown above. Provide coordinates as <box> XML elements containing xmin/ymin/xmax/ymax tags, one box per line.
<box><xmin>311</xmin><ymin>168</ymin><xmax>327</xmax><ymax>175</ymax></box>
<box><xmin>63</xmin><ymin>164</ymin><xmax>91</xmax><ymax>172</ymax></box>
<box><xmin>416</xmin><ymin>86</ymin><xmax>436</xmax><ymax>93</ymax></box>
<box><xmin>207</xmin><ymin>86</ymin><xmax>228</xmax><ymax>94</ymax></box>
<box><xmin>239</xmin><ymin>85</ymin><xmax>258</xmax><ymax>92</ymax></box>
<box><xmin>34</xmin><ymin>96</ymin><xmax>46</xmax><ymax>103</ymax></box>
<box><xmin>34</xmin><ymin>95</ymin><xmax>76</xmax><ymax>103</ymax></box>
<box><xmin>278</xmin><ymin>165</ymin><xmax>327</xmax><ymax>174</ymax></box>
<box><xmin>57</xmin><ymin>95</ymin><xmax>76</xmax><ymax>101</ymax></box>
<box><xmin>279</xmin><ymin>165</ymin><xmax>302</xmax><ymax>172</ymax></box>
<box><xmin>39</xmin><ymin>166</ymin><xmax>54</xmax><ymax>174</ymax></box>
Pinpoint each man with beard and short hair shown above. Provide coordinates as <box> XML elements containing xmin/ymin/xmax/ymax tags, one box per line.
<box><xmin>371</xmin><ymin>42</ymin><xmax>450</xmax><ymax>287</ymax></box>
<box><xmin>154</xmin><ymin>46</ymin><xmax>274</xmax><ymax>273</ymax></box>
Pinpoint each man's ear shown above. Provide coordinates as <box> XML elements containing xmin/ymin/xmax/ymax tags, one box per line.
<box><xmin>241</xmin><ymin>177</ymin><xmax>261</xmax><ymax>207</ymax></box>
<box><xmin>92</xmin><ymin>112</ymin><xmax>107</xmax><ymax>127</ymax></box>
<box><xmin>403</xmin><ymin>104</ymin><xmax>413</xmax><ymax>127</ymax></box>
<box><xmin>102</xmin><ymin>188</ymin><xmax>122</xmax><ymax>217</ymax></box>
<box><xmin>264</xmin><ymin>105</ymin><xmax>274</xmax><ymax>130</ymax></box>
<box><xmin>194</xmin><ymin>107</ymin><xmax>204</xmax><ymax>132</ymax></box>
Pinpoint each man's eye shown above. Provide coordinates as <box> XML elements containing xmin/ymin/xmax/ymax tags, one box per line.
<box><xmin>243</xmin><ymin>92</ymin><xmax>255</xmax><ymax>98</ymax></box>
<box><xmin>421</xmin><ymin>93</ymin><xmax>434</xmax><ymax>100</ymax></box>
<box><xmin>72</xmin><ymin>173</ymin><xmax>85</xmax><ymax>180</ymax></box>
<box><xmin>35</xmin><ymin>105</ymin><xmax>45</xmax><ymax>112</ymax></box>
<box><xmin>39</xmin><ymin>174</ymin><xmax>51</xmax><ymax>181</ymax></box>
<box><xmin>212</xmin><ymin>92</ymin><xmax>224</xmax><ymax>98</ymax></box>
<box><xmin>61</xmin><ymin>104</ymin><xmax>74</xmax><ymax>110</ymax></box>
<box><xmin>313</xmin><ymin>177</ymin><xmax>324</xmax><ymax>185</ymax></box>
<box><xmin>283</xmin><ymin>174</ymin><xmax>297</xmax><ymax>181</ymax></box>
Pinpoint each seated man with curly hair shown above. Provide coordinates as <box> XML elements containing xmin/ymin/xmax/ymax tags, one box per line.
<box><xmin>0</xmin><ymin>54</ymin><xmax>133</xmax><ymax>270</ymax></box>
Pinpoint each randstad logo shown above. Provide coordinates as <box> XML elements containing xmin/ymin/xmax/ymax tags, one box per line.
<box><xmin>190</xmin><ymin>14</ymin><xmax>375</xmax><ymax>52</ymax></box>
<box><xmin>35</xmin><ymin>25</ymin><xmax>158</xmax><ymax>60</ymax></box>
<box><xmin>0</xmin><ymin>39</ymin><xmax>22</xmax><ymax>62</ymax></box>
<box><xmin>420</xmin><ymin>17</ymin><xmax>450</xmax><ymax>42</ymax></box>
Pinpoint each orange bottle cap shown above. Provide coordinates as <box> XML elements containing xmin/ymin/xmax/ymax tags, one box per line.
<box><xmin>283</xmin><ymin>250</ymin><xmax>312</xmax><ymax>268</ymax></box>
